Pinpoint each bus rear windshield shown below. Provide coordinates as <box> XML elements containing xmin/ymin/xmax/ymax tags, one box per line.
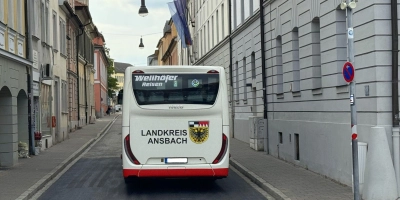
<box><xmin>132</xmin><ymin>74</ymin><xmax>219</xmax><ymax>105</ymax></box>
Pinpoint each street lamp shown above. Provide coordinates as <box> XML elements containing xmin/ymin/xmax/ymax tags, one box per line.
<box><xmin>139</xmin><ymin>37</ymin><xmax>144</xmax><ymax>49</ymax></box>
<box><xmin>138</xmin><ymin>0</ymin><xmax>148</xmax><ymax>17</ymax></box>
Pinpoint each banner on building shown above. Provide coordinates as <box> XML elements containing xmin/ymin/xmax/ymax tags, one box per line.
<box><xmin>168</xmin><ymin>0</ymin><xmax>192</xmax><ymax>48</ymax></box>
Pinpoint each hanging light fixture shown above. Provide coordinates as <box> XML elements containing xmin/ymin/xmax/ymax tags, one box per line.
<box><xmin>139</xmin><ymin>37</ymin><xmax>144</xmax><ymax>49</ymax></box>
<box><xmin>138</xmin><ymin>0</ymin><xmax>148</xmax><ymax>17</ymax></box>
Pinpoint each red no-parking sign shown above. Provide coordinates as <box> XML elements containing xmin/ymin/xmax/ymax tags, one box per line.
<box><xmin>343</xmin><ymin>62</ymin><xmax>355</xmax><ymax>83</ymax></box>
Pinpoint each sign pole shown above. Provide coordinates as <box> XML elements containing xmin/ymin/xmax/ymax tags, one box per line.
<box><xmin>346</xmin><ymin>1</ymin><xmax>360</xmax><ymax>199</ymax></box>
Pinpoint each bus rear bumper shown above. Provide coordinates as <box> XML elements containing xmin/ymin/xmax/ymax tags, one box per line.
<box><xmin>123</xmin><ymin>167</ymin><xmax>229</xmax><ymax>178</ymax></box>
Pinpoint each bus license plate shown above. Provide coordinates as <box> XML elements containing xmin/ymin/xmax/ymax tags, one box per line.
<box><xmin>165</xmin><ymin>158</ymin><xmax>188</xmax><ymax>164</ymax></box>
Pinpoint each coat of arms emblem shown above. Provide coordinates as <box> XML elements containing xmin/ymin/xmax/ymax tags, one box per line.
<box><xmin>188</xmin><ymin>121</ymin><xmax>209</xmax><ymax>144</ymax></box>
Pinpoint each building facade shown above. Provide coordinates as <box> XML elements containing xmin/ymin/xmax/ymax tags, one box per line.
<box><xmin>75</xmin><ymin>1</ymin><xmax>95</xmax><ymax>126</ymax></box>
<box><xmin>182</xmin><ymin>0</ymin><xmax>400</xmax><ymax>188</ymax></box>
<box><xmin>187</xmin><ymin>0</ymin><xmax>232</xmax><ymax>134</ymax></box>
<box><xmin>0</xmin><ymin>0</ymin><xmax>31</xmax><ymax>167</ymax></box>
<box><xmin>156</xmin><ymin>20</ymin><xmax>179</xmax><ymax>66</ymax></box>
<box><xmin>93</xmin><ymin>33</ymin><xmax>108</xmax><ymax>118</ymax></box>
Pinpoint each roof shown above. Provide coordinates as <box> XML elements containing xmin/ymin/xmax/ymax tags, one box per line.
<box><xmin>114</xmin><ymin>62</ymin><xmax>133</xmax><ymax>73</ymax></box>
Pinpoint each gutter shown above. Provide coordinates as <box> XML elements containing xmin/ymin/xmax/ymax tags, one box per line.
<box><xmin>26</xmin><ymin>0</ymin><xmax>35</xmax><ymax>154</ymax></box>
<box><xmin>259</xmin><ymin>0</ymin><xmax>269</xmax><ymax>154</ymax></box>
<box><xmin>228</xmin><ymin>0</ymin><xmax>234</xmax><ymax>138</ymax></box>
<box><xmin>391</xmin><ymin>0</ymin><xmax>400</xmax><ymax>195</ymax></box>
<box><xmin>391</xmin><ymin>0</ymin><xmax>398</xmax><ymax>127</ymax></box>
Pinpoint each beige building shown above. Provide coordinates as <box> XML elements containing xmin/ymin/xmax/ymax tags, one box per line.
<box><xmin>0</xmin><ymin>0</ymin><xmax>32</xmax><ymax>166</ymax></box>
<box><xmin>113</xmin><ymin>62</ymin><xmax>132</xmax><ymax>95</ymax></box>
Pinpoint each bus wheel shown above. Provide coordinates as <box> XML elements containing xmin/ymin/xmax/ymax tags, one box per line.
<box><xmin>124</xmin><ymin>177</ymin><xmax>137</xmax><ymax>185</ymax></box>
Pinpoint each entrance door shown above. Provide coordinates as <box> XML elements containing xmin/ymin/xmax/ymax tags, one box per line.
<box><xmin>54</xmin><ymin>77</ymin><xmax>60</xmax><ymax>143</ymax></box>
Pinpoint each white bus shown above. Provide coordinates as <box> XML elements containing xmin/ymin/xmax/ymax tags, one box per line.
<box><xmin>121</xmin><ymin>66</ymin><xmax>230</xmax><ymax>182</ymax></box>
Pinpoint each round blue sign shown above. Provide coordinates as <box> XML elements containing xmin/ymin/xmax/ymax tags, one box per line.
<box><xmin>343</xmin><ymin>62</ymin><xmax>355</xmax><ymax>83</ymax></box>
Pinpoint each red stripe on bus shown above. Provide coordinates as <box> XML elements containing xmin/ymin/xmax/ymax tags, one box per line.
<box><xmin>123</xmin><ymin>168</ymin><xmax>229</xmax><ymax>178</ymax></box>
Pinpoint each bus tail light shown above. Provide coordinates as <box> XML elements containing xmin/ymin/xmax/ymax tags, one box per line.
<box><xmin>124</xmin><ymin>134</ymin><xmax>141</xmax><ymax>165</ymax></box>
<box><xmin>207</xmin><ymin>70</ymin><xmax>219</xmax><ymax>74</ymax></box>
<box><xmin>212</xmin><ymin>133</ymin><xmax>228</xmax><ymax>164</ymax></box>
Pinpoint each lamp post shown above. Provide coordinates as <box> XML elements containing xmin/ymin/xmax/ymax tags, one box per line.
<box><xmin>138</xmin><ymin>0</ymin><xmax>148</xmax><ymax>17</ymax></box>
<box><xmin>340</xmin><ymin>0</ymin><xmax>359</xmax><ymax>199</ymax></box>
<box><xmin>139</xmin><ymin>37</ymin><xmax>144</xmax><ymax>49</ymax></box>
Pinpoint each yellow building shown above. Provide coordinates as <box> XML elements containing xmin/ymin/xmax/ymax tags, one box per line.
<box><xmin>113</xmin><ymin>62</ymin><xmax>133</xmax><ymax>95</ymax></box>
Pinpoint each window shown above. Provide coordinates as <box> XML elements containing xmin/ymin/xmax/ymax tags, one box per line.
<box><xmin>200</xmin><ymin>29</ymin><xmax>203</xmax><ymax>56</ymax></box>
<box><xmin>53</xmin><ymin>11</ymin><xmax>57</xmax><ymax>50</ymax></box>
<box><xmin>132</xmin><ymin>74</ymin><xmax>220</xmax><ymax>105</ymax></box>
<box><xmin>253</xmin><ymin>0</ymin><xmax>260</xmax><ymax>14</ymax></box>
<box><xmin>211</xmin><ymin>16</ymin><xmax>214</xmax><ymax>47</ymax></box>
<box><xmin>276</xmin><ymin>36</ymin><xmax>283</xmax><ymax>94</ymax></box>
<box><xmin>59</xmin><ymin>18</ymin><xmax>66</xmax><ymax>55</ymax></box>
<box><xmin>62</xmin><ymin>81</ymin><xmax>68</xmax><ymax>112</ymax></box>
<box><xmin>222</xmin><ymin>4</ymin><xmax>225</xmax><ymax>37</ymax></box>
<box><xmin>94</xmin><ymin>53</ymin><xmax>98</xmax><ymax>79</ymax></box>
<box><xmin>0</xmin><ymin>24</ymin><xmax>5</xmax><ymax>50</ymax></box>
<box><xmin>17</xmin><ymin>0</ymin><xmax>22</xmax><ymax>32</ymax></box>
<box><xmin>8</xmin><ymin>0</ymin><xmax>13</xmax><ymax>29</ymax></box>
<box><xmin>207</xmin><ymin>20</ymin><xmax>210</xmax><ymax>51</ymax></box>
<box><xmin>216</xmin><ymin>10</ymin><xmax>219</xmax><ymax>43</ymax></box>
<box><xmin>41</xmin><ymin>1</ymin><xmax>45</xmax><ymax>40</ymax></box>
<box><xmin>45</xmin><ymin>1</ymin><xmax>49</xmax><ymax>42</ymax></box>
<box><xmin>251</xmin><ymin>52</ymin><xmax>256</xmax><ymax>79</ymax></box>
<box><xmin>279</xmin><ymin>132</ymin><xmax>283</xmax><ymax>144</ymax></box>
<box><xmin>295</xmin><ymin>133</ymin><xmax>300</xmax><ymax>160</ymax></box>
<box><xmin>311</xmin><ymin>18</ymin><xmax>321</xmax><ymax>90</ymax></box>
<box><xmin>292</xmin><ymin>28</ymin><xmax>300</xmax><ymax>92</ymax></box>
<box><xmin>17</xmin><ymin>37</ymin><xmax>23</xmax><ymax>56</ymax></box>
<box><xmin>8</xmin><ymin>30</ymin><xmax>15</xmax><ymax>53</ymax></box>
<box><xmin>0</xmin><ymin>0</ymin><xmax>4</xmax><ymax>22</ymax></box>
<box><xmin>244</xmin><ymin>0</ymin><xmax>250</xmax><ymax>20</ymax></box>
<box><xmin>231</xmin><ymin>1</ymin><xmax>235</xmax><ymax>30</ymax></box>
<box><xmin>236</xmin><ymin>0</ymin><xmax>242</xmax><ymax>26</ymax></box>
<box><xmin>243</xmin><ymin>57</ymin><xmax>247</xmax><ymax>101</ymax></box>
<box><xmin>235</xmin><ymin>61</ymin><xmax>239</xmax><ymax>102</ymax></box>
<box><xmin>203</xmin><ymin>26</ymin><xmax>206</xmax><ymax>54</ymax></box>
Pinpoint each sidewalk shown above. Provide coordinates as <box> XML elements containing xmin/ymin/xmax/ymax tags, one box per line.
<box><xmin>230</xmin><ymin>138</ymin><xmax>353</xmax><ymax>200</ymax></box>
<box><xmin>0</xmin><ymin>114</ymin><xmax>118</xmax><ymax>200</ymax></box>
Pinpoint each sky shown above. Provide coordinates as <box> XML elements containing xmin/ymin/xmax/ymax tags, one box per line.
<box><xmin>89</xmin><ymin>0</ymin><xmax>173</xmax><ymax>66</ymax></box>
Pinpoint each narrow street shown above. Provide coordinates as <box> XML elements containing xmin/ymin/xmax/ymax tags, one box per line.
<box><xmin>37</xmin><ymin>116</ymin><xmax>272</xmax><ymax>200</ymax></box>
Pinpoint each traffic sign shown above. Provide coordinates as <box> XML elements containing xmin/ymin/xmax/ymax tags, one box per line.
<box><xmin>343</xmin><ymin>62</ymin><xmax>355</xmax><ymax>83</ymax></box>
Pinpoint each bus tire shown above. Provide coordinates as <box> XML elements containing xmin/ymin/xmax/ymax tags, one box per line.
<box><xmin>124</xmin><ymin>177</ymin><xmax>137</xmax><ymax>185</ymax></box>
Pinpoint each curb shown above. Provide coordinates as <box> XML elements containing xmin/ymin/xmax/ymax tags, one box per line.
<box><xmin>16</xmin><ymin>115</ymin><xmax>119</xmax><ymax>200</ymax></box>
<box><xmin>230</xmin><ymin>158</ymin><xmax>291</xmax><ymax>200</ymax></box>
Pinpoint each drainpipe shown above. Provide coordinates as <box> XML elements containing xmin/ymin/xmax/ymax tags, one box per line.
<box><xmin>228</xmin><ymin>0</ymin><xmax>234</xmax><ymax>138</ymax></box>
<box><xmin>26</xmin><ymin>0</ymin><xmax>35</xmax><ymax>154</ymax></box>
<box><xmin>391</xmin><ymin>0</ymin><xmax>400</xmax><ymax>196</ymax></box>
<box><xmin>259</xmin><ymin>0</ymin><xmax>269</xmax><ymax>154</ymax></box>
<box><xmin>84</xmin><ymin>59</ymin><xmax>88</xmax><ymax>124</ymax></box>
<box><xmin>76</xmin><ymin>27</ymin><xmax>83</xmax><ymax>125</ymax></box>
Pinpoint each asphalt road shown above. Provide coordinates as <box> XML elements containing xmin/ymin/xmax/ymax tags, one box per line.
<box><xmin>37</xmin><ymin>117</ymin><xmax>271</xmax><ymax>200</ymax></box>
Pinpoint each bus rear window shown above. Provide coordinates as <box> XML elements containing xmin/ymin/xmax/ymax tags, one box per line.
<box><xmin>132</xmin><ymin>74</ymin><xmax>219</xmax><ymax>105</ymax></box>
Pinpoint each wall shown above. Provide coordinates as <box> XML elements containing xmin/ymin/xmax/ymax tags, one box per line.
<box><xmin>231</xmin><ymin>15</ymin><xmax>263</xmax><ymax>142</ymax></box>
<box><xmin>263</xmin><ymin>0</ymin><xmax>400</xmax><ymax>186</ymax></box>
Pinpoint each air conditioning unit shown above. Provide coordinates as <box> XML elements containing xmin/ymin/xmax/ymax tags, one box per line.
<box><xmin>41</xmin><ymin>64</ymin><xmax>53</xmax><ymax>80</ymax></box>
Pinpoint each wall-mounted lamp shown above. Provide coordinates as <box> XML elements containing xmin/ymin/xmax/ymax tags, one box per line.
<box><xmin>139</xmin><ymin>37</ymin><xmax>144</xmax><ymax>49</ymax></box>
<box><xmin>340</xmin><ymin>0</ymin><xmax>357</xmax><ymax>10</ymax></box>
<box><xmin>138</xmin><ymin>0</ymin><xmax>148</xmax><ymax>17</ymax></box>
